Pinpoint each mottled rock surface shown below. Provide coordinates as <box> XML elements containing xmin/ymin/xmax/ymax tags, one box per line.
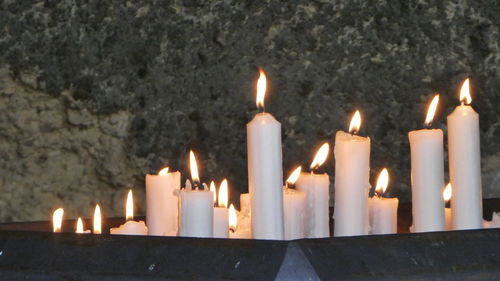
<box><xmin>0</xmin><ymin>0</ymin><xmax>499</xmax><ymax>221</ymax></box>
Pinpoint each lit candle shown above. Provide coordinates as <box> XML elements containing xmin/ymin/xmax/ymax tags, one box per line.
<box><xmin>52</xmin><ymin>208</ymin><xmax>64</xmax><ymax>233</ymax></box>
<box><xmin>213</xmin><ymin>179</ymin><xmax>229</xmax><ymax>238</ymax></box>
<box><xmin>447</xmin><ymin>78</ymin><xmax>483</xmax><ymax>230</ymax></box>
<box><xmin>146</xmin><ymin>166</ymin><xmax>181</xmax><ymax>236</ymax></box>
<box><xmin>75</xmin><ymin>217</ymin><xmax>91</xmax><ymax>234</ymax></box>
<box><xmin>368</xmin><ymin>168</ymin><xmax>398</xmax><ymax>235</ymax></box>
<box><xmin>408</xmin><ymin>94</ymin><xmax>445</xmax><ymax>232</ymax></box>
<box><xmin>333</xmin><ymin>110</ymin><xmax>370</xmax><ymax>236</ymax></box>
<box><xmin>296</xmin><ymin>143</ymin><xmax>330</xmax><ymax>238</ymax></box>
<box><xmin>283</xmin><ymin>166</ymin><xmax>306</xmax><ymax>240</ymax></box>
<box><xmin>110</xmin><ymin>190</ymin><xmax>148</xmax><ymax>235</ymax></box>
<box><xmin>179</xmin><ymin>151</ymin><xmax>214</xmax><ymax>238</ymax></box>
<box><xmin>247</xmin><ymin>69</ymin><xmax>284</xmax><ymax>240</ymax></box>
<box><xmin>229</xmin><ymin>204</ymin><xmax>251</xmax><ymax>239</ymax></box>
<box><xmin>443</xmin><ymin>183</ymin><xmax>453</xmax><ymax>231</ymax></box>
<box><xmin>93</xmin><ymin>204</ymin><xmax>102</xmax><ymax>234</ymax></box>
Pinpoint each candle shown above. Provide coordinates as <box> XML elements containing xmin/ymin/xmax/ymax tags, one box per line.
<box><xmin>75</xmin><ymin>217</ymin><xmax>91</xmax><ymax>234</ymax></box>
<box><xmin>333</xmin><ymin>110</ymin><xmax>370</xmax><ymax>236</ymax></box>
<box><xmin>213</xmin><ymin>179</ymin><xmax>229</xmax><ymax>238</ymax></box>
<box><xmin>283</xmin><ymin>166</ymin><xmax>306</xmax><ymax>240</ymax></box>
<box><xmin>296</xmin><ymin>143</ymin><xmax>330</xmax><ymax>238</ymax></box>
<box><xmin>368</xmin><ymin>168</ymin><xmax>398</xmax><ymax>235</ymax></box>
<box><xmin>408</xmin><ymin>94</ymin><xmax>445</xmax><ymax>232</ymax></box>
<box><xmin>447</xmin><ymin>78</ymin><xmax>483</xmax><ymax>230</ymax></box>
<box><xmin>247</xmin><ymin>69</ymin><xmax>284</xmax><ymax>240</ymax></box>
<box><xmin>240</xmin><ymin>193</ymin><xmax>251</xmax><ymax>218</ymax></box>
<box><xmin>179</xmin><ymin>151</ymin><xmax>214</xmax><ymax>238</ymax></box>
<box><xmin>443</xmin><ymin>183</ymin><xmax>453</xmax><ymax>231</ymax></box>
<box><xmin>111</xmin><ymin>190</ymin><xmax>148</xmax><ymax>235</ymax></box>
<box><xmin>229</xmin><ymin>204</ymin><xmax>251</xmax><ymax>239</ymax></box>
<box><xmin>52</xmin><ymin>208</ymin><xmax>64</xmax><ymax>233</ymax></box>
<box><xmin>93</xmin><ymin>204</ymin><xmax>102</xmax><ymax>234</ymax></box>
<box><xmin>146</xmin><ymin>167</ymin><xmax>181</xmax><ymax>236</ymax></box>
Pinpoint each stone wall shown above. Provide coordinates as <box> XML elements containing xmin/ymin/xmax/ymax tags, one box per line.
<box><xmin>0</xmin><ymin>0</ymin><xmax>499</xmax><ymax>221</ymax></box>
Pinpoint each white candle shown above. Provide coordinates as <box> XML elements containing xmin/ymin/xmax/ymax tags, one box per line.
<box><xmin>247</xmin><ymin>69</ymin><xmax>284</xmax><ymax>240</ymax></box>
<box><xmin>52</xmin><ymin>208</ymin><xmax>64</xmax><ymax>233</ymax></box>
<box><xmin>213</xmin><ymin>179</ymin><xmax>229</xmax><ymax>238</ymax></box>
<box><xmin>333</xmin><ymin>110</ymin><xmax>370</xmax><ymax>236</ymax></box>
<box><xmin>443</xmin><ymin>183</ymin><xmax>453</xmax><ymax>231</ymax></box>
<box><xmin>146</xmin><ymin>167</ymin><xmax>181</xmax><ymax>236</ymax></box>
<box><xmin>368</xmin><ymin>169</ymin><xmax>398</xmax><ymax>235</ymax></box>
<box><xmin>283</xmin><ymin>167</ymin><xmax>306</xmax><ymax>240</ymax></box>
<box><xmin>75</xmin><ymin>217</ymin><xmax>91</xmax><ymax>234</ymax></box>
<box><xmin>111</xmin><ymin>190</ymin><xmax>148</xmax><ymax>236</ymax></box>
<box><xmin>179</xmin><ymin>151</ymin><xmax>214</xmax><ymax>238</ymax></box>
<box><xmin>295</xmin><ymin>143</ymin><xmax>330</xmax><ymax>238</ymax></box>
<box><xmin>447</xmin><ymin>78</ymin><xmax>483</xmax><ymax>230</ymax></box>
<box><xmin>240</xmin><ymin>193</ymin><xmax>251</xmax><ymax>218</ymax></box>
<box><xmin>408</xmin><ymin>94</ymin><xmax>445</xmax><ymax>232</ymax></box>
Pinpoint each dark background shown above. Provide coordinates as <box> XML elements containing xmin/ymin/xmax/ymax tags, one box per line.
<box><xmin>0</xmin><ymin>0</ymin><xmax>499</xmax><ymax>221</ymax></box>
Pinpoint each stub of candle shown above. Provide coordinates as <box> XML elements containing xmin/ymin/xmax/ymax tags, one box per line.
<box><xmin>283</xmin><ymin>188</ymin><xmax>306</xmax><ymax>240</ymax></box>
<box><xmin>295</xmin><ymin>173</ymin><xmax>330</xmax><ymax>238</ymax></box>
<box><xmin>368</xmin><ymin>196</ymin><xmax>398</xmax><ymax>235</ymax></box>
<box><xmin>213</xmin><ymin>207</ymin><xmax>229</xmax><ymax>238</ymax></box>
<box><xmin>179</xmin><ymin>189</ymin><xmax>214</xmax><ymax>238</ymax></box>
<box><xmin>110</xmin><ymin>220</ymin><xmax>148</xmax><ymax>236</ymax></box>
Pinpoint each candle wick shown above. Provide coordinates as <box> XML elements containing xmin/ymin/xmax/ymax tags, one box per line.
<box><xmin>460</xmin><ymin>100</ymin><xmax>465</xmax><ymax>106</ymax></box>
<box><xmin>258</xmin><ymin>105</ymin><xmax>265</xmax><ymax>113</ymax></box>
<box><xmin>424</xmin><ymin>121</ymin><xmax>432</xmax><ymax>129</ymax></box>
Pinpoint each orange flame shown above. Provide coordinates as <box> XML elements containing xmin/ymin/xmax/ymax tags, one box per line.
<box><xmin>286</xmin><ymin>166</ymin><xmax>302</xmax><ymax>186</ymax></box>
<box><xmin>76</xmin><ymin>217</ymin><xmax>84</xmax><ymax>234</ymax></box>
<box><xmin>158</xmin><ymin>167</ymin><xmax>169</xmax><ymax>176</ymax></box>
<box><xmin>424</xmin><ymin>94</ymin><xmax>439</xmax><ymax>127</ymax></box>
<box><xmin>459</xmin><ymin>78</ymin><xmax>472</xmax><ymax>105</ymax></box>
<box><xmin>375</xmin><ymin>168</ymin><xmax>389</xmax><ymax>195</ymax></box>
<box><xmin>126</xmin><ymin>189</ymin><xmax>134</xmax><ymax>221</ymax></box>
<box><xmin>52</xmin><ymin>208</ymin><xmax>64</xmax><ymax>233</ymax></box>
<box><xmin>349</xmin><ymin>110</ymin><xmax>362</xmax><ymax>134</ymax></box>
<box><xmin>310</xmin><ymin>143</ymin><xmax>330</xmax><ymax>170</ymax></box>
<box><xmin>443</xmin><ymin>183</ymin><xmax>452</xmax><ymax>202</ymax></box>
<box><xmin>218</xmin><ymin>179</ymin><xmax>229</xmax><ymax>208</ymax></box>
<box><xmin>210</xmin><ymin>181</ymin><xmax>216</xmax><ymax>203</ymax></box>
<box><xmin>93</xmin><ymin>204</ymin><xmax>102</xmax><ymax>234</ymax></box>
<box><xmin>256</xmin><ymin>69</ymin><xmax>267</xmax><ymax>110</ymax></box>
<box><xmin>189</xmin><ymin>150</ymin><xmax>200</xmax><ymax>184</ymax></box>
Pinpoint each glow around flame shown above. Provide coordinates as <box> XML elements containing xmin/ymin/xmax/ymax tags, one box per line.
<box><xmin>126</xmin><ymin>189</ymin><xmax>134</xmax><ymax>221</ymax></box>
<box><xmin>93</xmin><ymin>204</ymin><xmax>101</xmax><ymax>234</ymax></box>
<box><xmin>375</xmin><ymin>168</ymin><xmax>389</xmax><ymax>195</ymax></box>
<box><xmin>76</xmin><ymin>217</ymin><xmax>84</xmax><ymax>234</ymax></box>
<box><xmin>189</xmin><ymin>150</ymin><xmax>200</xmax><ymax>184</ymax></box>
<box><xmin>349</xmin><ymin>110</ymin><xmax>362</xmax><ymax>134</ymax></box>
<box><xmin>459</xmin><ymin>78</ymin><xmax>472</xmax><ymax>105</ymax></box>
<box><xmin>424</xmin><ymin>94</ymin><xmax>440</xmax><ymax>126</ymax></box>
<box><xmin>158</xmin><ymin>167</ymin><xmax>169</xmax><ymax>176</ymax></box>
<box><xmin>256</xmin><ymin>69</ymin><xmax>267</xmax><ymax>110</ymax></box>
<box><xmin>218</xmin><ymin>179</ymin><xmax>228</xmax><ymax>208</ymax></box>
<box><xmin>310</xmin><ymin>143</ymin><xmax>330</xmax><ymax>170</ymax></box>
<box><xmin>286</xmin><ymin>166</ymin><xmax>302</xmax><ymax>185</ymax></box>
<box><xmin>229</xmin><ymin>204</ymin><xmax>237</xmax><ymax>231</ymax></box>
<box><xmin>210</xmin><ymin>181</ymin><xmax>216</xmax><ymax>203</ymax></box>
<box><xmin>52</xmin><ymin>208</ymin><xmax>64</xmax><ymax>233</ymax></box>
<box><xmin>443</xmin><ymin>183</ymin><xmax>452</xmax><ymax>202</ymax></box>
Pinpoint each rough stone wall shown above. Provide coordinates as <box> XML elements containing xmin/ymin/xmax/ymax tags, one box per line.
<box><xmin>0</xmin><ymin>0</ymin><xmax>499</xmax><ymax>221</ymax></box>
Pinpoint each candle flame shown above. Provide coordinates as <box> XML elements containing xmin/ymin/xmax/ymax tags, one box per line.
<box><xmin>286</xmin><ymin>166</ymin><xmax>302</xmax><ymax>185</ymax></box>
<box><xmin>189</xmin><ymin>150</ymin><xmax>200</xmax><ymax>184</ymax></box>
<box><xmin>158</xmin><ymin>167</ymin><xmax>169</xmax><ymax>176</ymax></box>
<box><xmin>218</xmin><ymin>179</ymin><xmax>229</xmax><ymax>208</ymax></box>
<box><xmin>76</xmin><ymin>217</ymin><xmax>84</xmax><ymax>234</ymax></box>
<box><xmin>210</xmin><ymin>181</ymin><xmax>216</xmax><ymax>203</ymax></box>
<box><xmin>375</xmin><ymin>168</ymin><xmax>389</xmax><ymax>195</ymax></box>
<box><xmin>229</xmin><ymin>204</ymin><xmax>237</xmax><ymax>232</ymax></box>
<box><xmin>349</xmin><ymin>110</ymin><xmax>362</xmax><ymax>134</ymax></box>
<box><xmin>424</xmin><ymin>94</ymin><xmax>440</xmax><ymax>127</ymax></box>
<box><xmin>126</xmin><ymin>189</ymin><xmax>134</xmax><ymax>221</ymax></box>
<box><xmin>93</xmin><ymin>204</ymin><xmax>102</xmax><ymax>234</ymax></box>
<box><xmin>256</xmin><ymin>68</ymin><xmax>267</xmax><ymax>110</ymax></box>
<box><xmin>443</xmin><ymin>183</ymin><xmax>452</xmax><ymax>202</ymax></box>
<box><xmin>310</xmin><ymin>143</ymin><xmax>330</xmax><ymax>170</ymax></box>
<box><xmin>459</xmin><ymin>78</ymin><xmax>472</xmax><ymax>105</ymax></box>
<box><xmin>52</xmin><ymin>208</ymin><xmax>64</xmax><ymax>233</ymax></box>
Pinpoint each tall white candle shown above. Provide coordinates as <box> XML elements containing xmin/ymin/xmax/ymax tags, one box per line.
<box><xmin>447</xmin><ymin>78</ymin><xmax>483</xmax><ymax>230</ymax></box>
<box><xmin>179</xmin><ymin>151</ymin><xmax>214</xmax><ymax>238</ymax></box>
<box><xmin>111</xmin><ymin>190</ymin><xmax>148</xmax><ymax>236</ymax></box>
<box><xmin>408</xmin><ymin>95</ymin><xmax>445</xmax><ymax>232</ymax></box>
<box><xmin>146</xmin><ymin>167</ymin><xmax>181</xmax><ymax>236</ymax></box>
<box><xmin>213</xmin><ymin>179</ymin><xmax>229</xmax><ymax>238</ymax></box>
<box><xmin>334</xmin><ymin>110</ymin><xmax>370</xmax><ymax>236</ymax></box>
<box><xmin>247</xmin><ymin>69</ymin><xmax>284</xmax><ymax>240</ymax></box>
<box><xmin>283</xmin><ymin>167</ymin><xmax>306</xmax><ymax>240</ymax></box>
<box><xmin>295</xmin><ymin>143</ymin><xmax>330</xmax><ymax>238</ymax></box>
<box><xmin>368</xmin><ymin>168</ymin><xmax>398</xmax><ymax>235</ymax></box>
